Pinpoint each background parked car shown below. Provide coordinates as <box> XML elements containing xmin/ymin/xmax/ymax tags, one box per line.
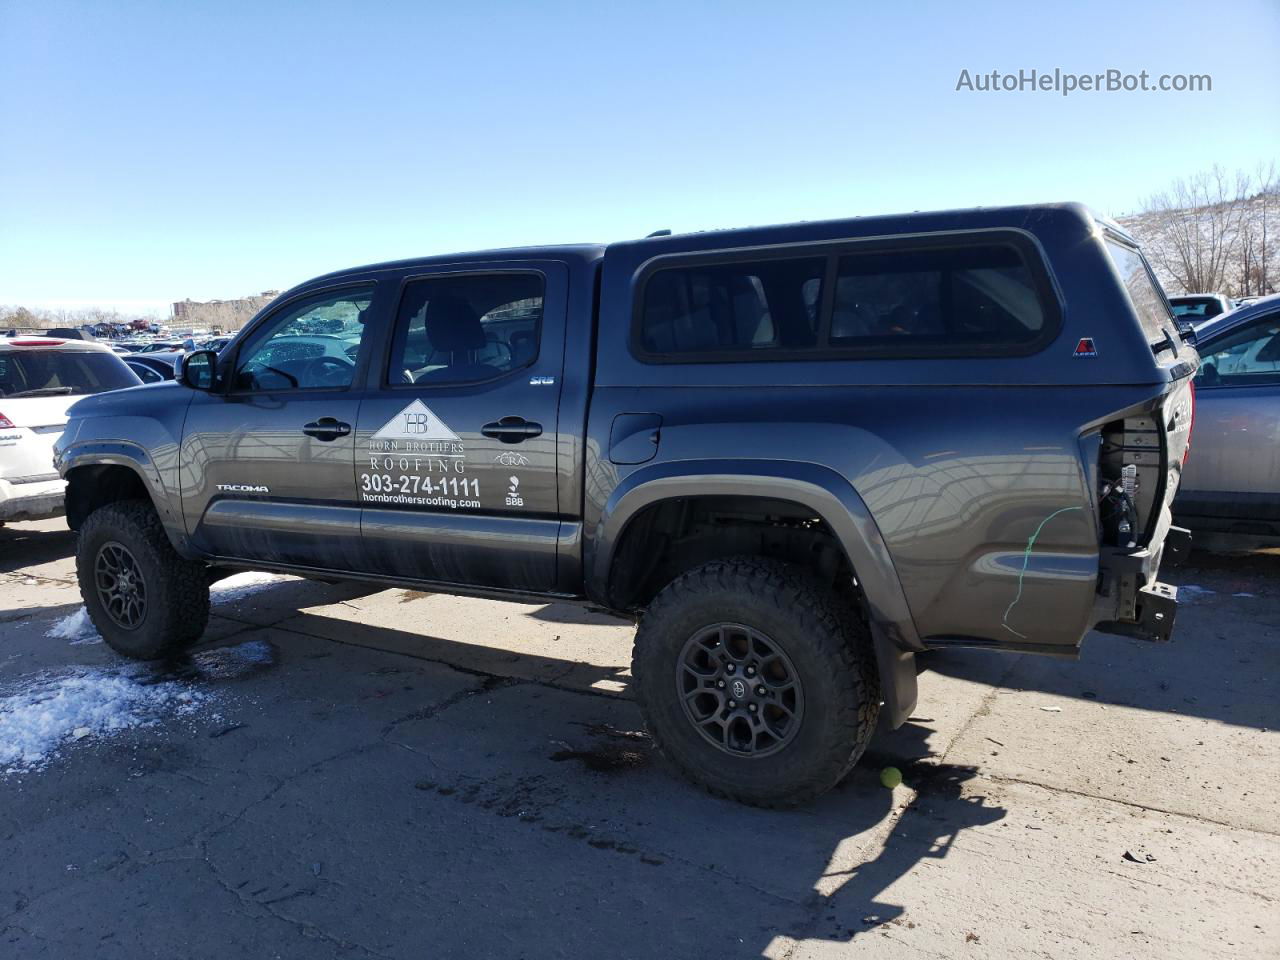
<box><xmin>0</xmin><ymin>336</ymin><xmax>140</xmax><ymax>524</ymax></box>
<box><xmin>41</xmin><ymin>327</ymin><xmax>99</xmax><ymax>341</ymax></box>
<box><xmin>1175</xmin><ymin>296</ymin><xmax>1280</xmax><ymax>540</ymax></box>
<box><xmin>1168</xmin><ymin>293</ymin><xmax>1234</xmax><ymax>322</ymax></box>
<box><xmin>123</xmin><ymin>350</ymin><xmax>184</xmax><ymax>383</ymax></box>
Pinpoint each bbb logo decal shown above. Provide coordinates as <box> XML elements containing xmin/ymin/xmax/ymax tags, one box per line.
<box><xmin>505</xmin><ymin>475</ymin><xmax>524</xmax><ymax>507</ymax></box>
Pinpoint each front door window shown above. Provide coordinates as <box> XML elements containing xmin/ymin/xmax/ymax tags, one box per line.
<box><xmin>233</xmin><ymin>290</ymin><xmax>374</xmax><ymax>393</ymax></box>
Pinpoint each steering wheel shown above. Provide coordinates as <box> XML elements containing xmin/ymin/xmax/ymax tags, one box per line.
<box><xmin>299</xmin><ymin>355</ymin><xmax>355</xmax><ymax>388</ymax></box>
<box><xmin>242</xmin><ymin>363</ymin><xmax>298</xmax><ymax>390</ymax></box>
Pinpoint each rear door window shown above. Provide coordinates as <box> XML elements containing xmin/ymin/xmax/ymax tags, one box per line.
<box><xmin>388</xmin><ymin>272</ymin><xmax>544</xmax><ymax>385</ymax></box>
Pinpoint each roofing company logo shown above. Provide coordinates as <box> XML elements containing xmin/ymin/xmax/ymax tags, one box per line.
<box><xmin>372</xmin><ymin>400</ymin><xmax>460</xmax><ymax>441</ymax></box>
<box><xmin>1072</xmin><ymin>337</ymin><xmax>1099</xmax><ymax>358</ymax></box>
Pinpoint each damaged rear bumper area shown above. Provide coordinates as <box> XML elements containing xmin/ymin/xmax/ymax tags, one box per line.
<box><xmin>1092</xmin><ymin>525</ymin><xmax>1190</xmax><ymax>642</ymax></box>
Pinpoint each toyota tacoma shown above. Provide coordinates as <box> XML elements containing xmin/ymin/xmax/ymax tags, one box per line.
<box><xmin>55</xmin><ymin>203</ymin><xmax>1196</xmax><ymax>806</ymax></box>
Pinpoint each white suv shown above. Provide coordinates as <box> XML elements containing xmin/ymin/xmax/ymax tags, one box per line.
<box><xmin>0</xmin><ymin>336</ymin><xmax>140</xmax><ymax>524</ymax></box>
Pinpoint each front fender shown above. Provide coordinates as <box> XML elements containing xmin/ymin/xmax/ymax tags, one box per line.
<box><xmin>590</xmin><ymin>458</ymin><xmax>921</xmax><ymax>726</ymax></box>
<box><xmin>56</xmin><ymin>436</ymin><xmax>189</xmax><ymax>554</ymax></box>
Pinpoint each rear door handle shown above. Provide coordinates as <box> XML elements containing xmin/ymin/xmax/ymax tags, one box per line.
<box><xmin>302</xmin><ymin>417</ymin><xmax>351</xmax><ymax>441</ymax></box>
<box><xmin>481</xmin><ymin>416</ymin><xmax>542</xmax><ymax>443</ymax></box>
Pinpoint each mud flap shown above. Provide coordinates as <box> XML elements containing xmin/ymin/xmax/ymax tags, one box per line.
<box><xmin>872</xmin><ymin>625</ymin><xmax>918</xmax><ymax>729</ymax></box>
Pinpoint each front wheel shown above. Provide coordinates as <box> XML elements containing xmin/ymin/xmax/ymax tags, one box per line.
<box><xmin>76</xmin><ymin>500</ymin><xmax>211</xmax><ymax>659</ymax></box>
<box><xmin>632</xmin><ymin>557</ymin><xmax>880</xmax><ymax>808</ymax></box>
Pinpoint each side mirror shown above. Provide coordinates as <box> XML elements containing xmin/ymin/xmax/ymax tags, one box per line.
<box><xmin>178</xmin><ymin>349</ymin><xmax>218</xmax><ymax>390</ymax></box>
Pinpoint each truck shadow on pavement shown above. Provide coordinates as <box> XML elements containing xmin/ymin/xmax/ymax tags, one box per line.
<box><xmin>0</xmin><ymin>522</ymin><xmax>76</xmax><ymax>575</ymax></box>
<box><xmin>785</xmin><ymin>757</ymin><xmax>1006</xmax><ymax>948</ymax></box>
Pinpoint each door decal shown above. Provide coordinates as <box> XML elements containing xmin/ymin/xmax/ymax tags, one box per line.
<box><xmin>365</xmin><ymin>400</ymin><xmax>477</xmax><ymax>508</ymax></box>
<box><xmin>372</xmin><ymin>399</ymin><xmax>460</xmax><ymax>441</ymax></box>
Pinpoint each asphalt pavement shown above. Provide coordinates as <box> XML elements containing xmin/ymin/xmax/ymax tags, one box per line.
<box><xmin>1</xmin><ymin>517</ymin><xmax>1276</xmax><ymax>959</ymax></box>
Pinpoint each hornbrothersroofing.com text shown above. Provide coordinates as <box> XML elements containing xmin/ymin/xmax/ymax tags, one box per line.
<box><xmin>956</xmin><ymin>68</ymin><xmax>1211</xmax><ymax>96</ymax></box>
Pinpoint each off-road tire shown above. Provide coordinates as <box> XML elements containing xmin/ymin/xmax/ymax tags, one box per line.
<box><xmin>632</xmin><ymin>557</ymin><xmax>880</xmax><ymax>808</ymax></box>
<box><xmin>76</xmin><ymin>500</ymin><xmax>210</xmax><ymax>659</ymax></box>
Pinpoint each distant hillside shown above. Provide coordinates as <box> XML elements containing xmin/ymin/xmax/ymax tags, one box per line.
<box><xmin>1117</xmin><ymin>174</ymin><xmax>1277</xmax><ymax>298</ymax></box>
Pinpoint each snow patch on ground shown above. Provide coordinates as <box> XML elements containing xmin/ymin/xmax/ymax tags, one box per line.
<box><xmin>46</xmin><ymin>608</ymin><xmax>102</xmax><ymax>645</ymax></box>
<box><xmin>0</xmin><ymin>667</ymin><xmax>210</xmax><ymax>776</ymax></box>
<box><xmin>1177</xmin><ymin>584</ymin><xmax>1215</xmax><ymax>603</ymax></box>
<box><xmin>211</xmin><ymin>571</ymin><xmax>295</xmax><ymax>603</ymax></box>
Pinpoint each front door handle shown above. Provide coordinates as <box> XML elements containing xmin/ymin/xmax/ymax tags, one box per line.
<box><xmin>302</xmin><ymin>417</ymin><xmax>351</xmax><ymax>441</ymax></box>
<box><xmin>481</xmin><ymin>416</ymin><xmax>542</xmax><ymax>443</ymax></box>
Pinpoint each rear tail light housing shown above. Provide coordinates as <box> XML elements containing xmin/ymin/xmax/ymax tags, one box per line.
<box><xmin>0</xmin><ymin>412</ymin><xmax>13</xmax><ymax>429</ymax></box>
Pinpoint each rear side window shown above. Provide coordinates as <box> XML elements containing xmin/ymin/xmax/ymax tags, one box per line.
<box><xmin>639</xmin><ymin>257</ymin><xmax>825</xmax><ymax>354</ymax></box>
<box><xmin>0</xmin><ymin>350</ymin><xmax>139</xmax><ymax>397</ymax></box>
<box><xmin>830</xmin><ymin>245</ymin><xmax>1044</xmax><ymax>348</ymax></box>
<box><xmin>1105</xmin><ymin>240</ymin><xmax>1176</xmax><ymax>347</ymax></box>
<box><xmin>634</xmin><ymin>236</ymin><xmax>1055</xmax><ymax>361</ymax></box>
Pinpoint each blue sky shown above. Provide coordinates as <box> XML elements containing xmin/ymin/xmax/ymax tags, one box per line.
<box><xmin>1</xmin><ymin>0</ymin><xmax>1277</xmax><ymax>314</ymax></box>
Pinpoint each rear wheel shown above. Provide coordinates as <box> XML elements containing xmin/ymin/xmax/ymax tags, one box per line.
<box><xmin>632</xmin><ymin>557</ymin><xmax>880</xmax><ymax>807</ymax></box>
<box><xmin>76</xmin><ymin>500</ymin><xmax>210</xmax><ymax>659</ymax></box>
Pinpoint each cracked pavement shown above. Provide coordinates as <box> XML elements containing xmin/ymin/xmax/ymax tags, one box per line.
<box><xmin>1</xmin><ymin>517</ymin><xmax>1277</xmax><ymax>958</ymax></box>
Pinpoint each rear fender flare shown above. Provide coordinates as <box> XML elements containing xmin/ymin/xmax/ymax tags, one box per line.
<box><xmin>591</xmin><ymin>459</ymin><xmax>921</xmax><ymax>725</ymax></box>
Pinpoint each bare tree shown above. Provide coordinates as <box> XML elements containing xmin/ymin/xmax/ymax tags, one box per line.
<box><xmin>1139</xmin><ymin>165</ymin><xmax>1250</xmax><ymax>294</ymax></box>
<box><xmin>1238</xmin><ymin>161</ymin><xmax>1278</xmax><ymax>296</ymax></box>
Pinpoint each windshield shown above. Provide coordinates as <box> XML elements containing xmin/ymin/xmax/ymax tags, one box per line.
<box><xmin>1104</xmin><ymin>239</ymin><xmax>1180</xmax><ymax>352</ymax></box>
<box><xmin>0</xmin><ymin>350</ymin><xmax>140</xmax><ymax>397</ymax></box>
<box><xmin>1171</xmin><ymin>297</ymin><xmax>1227</xmax><ymax>319</ymax></box>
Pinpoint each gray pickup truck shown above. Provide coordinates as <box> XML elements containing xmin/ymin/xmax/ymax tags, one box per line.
<box><xmin>55</xmin><ymin>203</ymin><xmax>1196</xmax><ymax>806</ymax></box>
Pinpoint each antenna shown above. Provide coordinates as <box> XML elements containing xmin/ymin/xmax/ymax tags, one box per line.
<box><xmin>645</xmin><ymin>229</ymin><xmax>672</xmax><ymax>238</ymax></box>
